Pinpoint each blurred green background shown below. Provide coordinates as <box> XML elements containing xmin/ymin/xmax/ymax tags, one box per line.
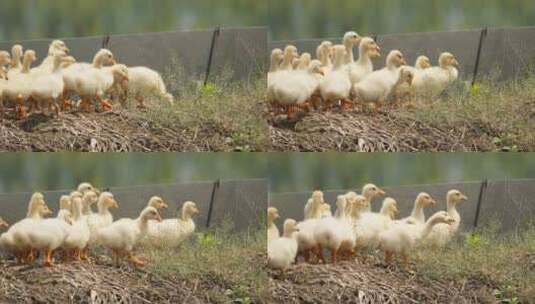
<box><xmin>0</xmin><ymin>153</ymin><xmax>533</xmax><ymax>194</ymax></box>
<box><xmin>0</xmin><ymin>153</ymin><xmax>268</xmax><ymax>193</ymax></box>
<box><xmin>269</xmin><ymin>0</ymin><xmax>535</xmax><ymax>40</ymax></box>
<box><xmin>0</xmin><ymin>0</ymin><xmax>267</xmax><ymax>41</ymax></box>
<box><xmin>2</xmin><ymin>1</ymin><xmax>533</xmax><ymax>42</ymax></box>
<box><xmin>268</xmin><ymin>153</ymin><xmax>535</xmax><ymax>192</ymax></box>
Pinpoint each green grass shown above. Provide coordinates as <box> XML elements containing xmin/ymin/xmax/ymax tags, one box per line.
<box><xmin>394</xmin><ymin>71</ymin><xmax>535</xmax><ymax>151</ymax></box>
<box><xmin>130</xmin><ymin>59</ymin><xmax>268</xmax><ymax>151</ymax></box>
<box><xmin>416</xmin><ymin>222</ymin><xmax>535</xmax><ymax>303</ymax></box>
<box><xmin>141</xmin><ymin>221</ymin><xmax>268</xmax><ymax>303</ymax></box>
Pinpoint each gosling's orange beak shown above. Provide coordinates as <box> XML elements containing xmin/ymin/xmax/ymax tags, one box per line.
<box><xmin>0</xmin><ymin>220</ymin><xmax>8</xmax><ymax>228</ymax></box>
<box><xmin>452</xmin><ymin>59</ymin><xmax>459</xmax><ymax>67</ymax></box>
<box><xmin>111</xmin><ymin>58</ymin><xmax>117</xmax><ymax>65</ymax></box>
<box><xmin>111</xmin><ymin>200</ymin><xmax>119</xmax><ymax>208</ymax></box>
<box><xmin>161</xmin><ymin>202</ymin><xmax>169</xmax><ymax>209</ymax></box>
<box><xmin>378</xmin><ymin>188</ymin><xmax>386</xmax><ymax>196</ymax></box>
<box><xmin>66</xmin><ymin>218</ymin><xmax>73</xmax><ymax>225</ymax></box>
<box><xmin>400</xmin><ymin>58</ymin><xmax>407</xmax><ymax>66</ymax></box>
<box><xmin>44</xmin><ymin>207</ymin><xmax>53</xmax><ymax>216</ymax></box>
<box><xmin>318</xmin><ymin>70</ymin><xmax>325</xmax><ymax>76</ymax></box>
<box><xmin>64</xmin><ymin>47</ymin><xmax>70</xmax><ymax>54</ymax></box>
<box><xmin>430</xmin><ymin>199</ymin><xmax>437</xmax><ymax>206</ymax></box>
<box><xmin>461</xmin><ymin>195</ymin><xmax>468</xmax><ymax>201</ymax></box>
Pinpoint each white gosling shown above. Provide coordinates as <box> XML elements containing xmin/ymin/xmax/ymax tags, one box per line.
<box><xmin>24</xmin><ymin>209</ymin><xmax>73</xmax><ymax>267</ymax></box>
<box><xmin>267</xmin><ymin>219</ymin><xmax>299</xmax><ymax>270</ymax></box>
<box><xmin>424</xmin><ymin>189</ymin><xmax>468</xmax><ymax>247</ymax></box>
<box><xmin>379</xmin><ymin>211</ymin><xmax>455</xmax><ymax>268</ymax></box>
<box><xmin>398</xmin><ymin>192</ymin><xmax>437</xmax><ymax>224</ymax></box>
<box><xmin>146</xmin><ymin>201</ymin><xmax>199</xmax><ymax>247</ymax></box>
<box><xmin>98</xmin><ymin>206</ymin><xmax>162</xmax><ymax>267</ymax></box>
<box><xmin>303</xmin><ymin>190</ymin><xmax>325</xmax><ymax>220</ymax></box>
<box><xmin>267</xmin><ymin>207</ymin><xmax>280</xmax><ymax>243</ymax></box>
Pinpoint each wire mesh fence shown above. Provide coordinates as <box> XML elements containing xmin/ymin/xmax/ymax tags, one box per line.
<box><xmin>2</xmin><ymin>25</ymin><xmax>534</xmax><ymax>85</ymax></box>
<box><xmin>269</xmin><ymin>178</ymin><xmax>535</xmax><ymax>233</ymax></box>
<box><xmin>0</xmin><ymin>178</ymin><xmax>267</xmax><ymax>235</ymax></box>
<box><xmin>269</xmin><ymin>25</ymin><xmax>535</xmax><ymax>82</ymax></box>
<box><xmin>0</xmin><ymin>26</ymin><xmax>268</xmax><ymax>82</ymax></box>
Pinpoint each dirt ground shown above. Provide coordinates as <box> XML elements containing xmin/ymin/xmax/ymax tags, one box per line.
<box><xmin>0</xmin><ymin>110</ymin><xmax>243</xmax><ymax>152</ymax></box>
<box><xmin>0</xmin><ymin>257</ymin><xmax>245</xmax><ymax>304</ymax></box>
<box><xmin>268</xmin><ymin>257</ymin><xmax>495</xmax><ymax>304</ymax></box>
<box><xmin>269</xmin><ymin>110</ymin><xmax>496</xmax><ymax>152</ymax></box>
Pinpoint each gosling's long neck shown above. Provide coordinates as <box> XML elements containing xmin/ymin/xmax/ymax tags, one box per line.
<box><xmin>349</xmin><ymin>205</ymin><xmax>363</xmax><ymax>221</ymax></box>
<box><xmin>344</xmin><ymin>40</ymin><xmax>355</xmax><ymax>64</ymax></box>
<box><xmin>335</xmin><ymin>203</ymin><xmax>346</xmax><ymax>219</ymax></box>
<box><xmin>137</xmin><ymin>216</ymin><xmax>150</xmax><ymax>233</ymax></box>
<box><xmin>27</xmin><ymin>207</ymin><xmax>42</xmax><ymax>220</ymax></box>
<box><xmin>420</xmin><ymin>218</ymin><xmax>439</xmax><ymax>239</ymax></box>
<box><xmin>71</xmin><ymin>200</ymin><xmax>83</xmax><ymax>221</ymax></box>
<box><xmin>333</xmin><ymin>54</ymin><xmax>345</xmax><ymax>70</ymax></box>
<box><xmin>356</xmin><ymin>46</ymin><xmax>372</xmax><ymax>68</ymax></box>
<box><xmin>97</xmin><ymin>202</ymin><xmax>110</xmax><ymax>216</ymax></box>
<box><xmin>267</xmin><ymin>215</ymin><xmax>275</xmax><ymax>228</ymax></box>
<box><xmin>92</xmin><ymin>54</ymin><xmax>105</xmax><ymax>68</ymax></box>
<box><xmin>11</xmin><ymin>53</ymin><xmax>21</xmax><ymax>69</ymax></box>
<box><xmin>318</xmin><ymin>50</ymin><xmax>330</xmax><ymax>67</ymax></box>
<box><xmin>181</xmin><ymin>210</ymin><xmax>193</xmax><ymax>222</ymax></box>
<box><xmin>410</xmin><ymin>201</ymin><xmax>425</xmax><ymax>223</ymax></box>
<box><xmin>52</xmin><ymin>57</ymin><xmax>63</xmax><ymax>73</ymax></box>
<box><xmin>386</xmin><ymin>61</ymin><xmax>398</xmax><ymax>71</ymax></box>
<box><xmin>21</xmin><ymin>57</ymin><xmax>33</xmax><ymax>73</ymax></box>
<box><xmin>282</xmin><ymin>228</ymin><xmax>294</xmax><ymax>238</ymax></box>
<box><xmin>280</xmin><ymin>54</ymin><xmax>294</xmax><ymax>71</ymax></box>
<box><xmin>362</xmin><ymin>194</ymin><xmax>373</xmax><ymax>212</ymax></box>
<box><xmin>269</xmin><ymin>56</ymin><xmax>280</xmax><ymax>73</ymax></box>
<box><xmin>446</xmin><ymin>200</ymin><xmax>460</xmax><ymax>221</ymax></box>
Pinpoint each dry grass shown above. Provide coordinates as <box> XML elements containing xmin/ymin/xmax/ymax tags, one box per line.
<box><xmin>417</xmin><ymin>223</ymin><xmax>535</xmax><ymax>304</ymax></box>
<box><xmin>0</xmin><ymin>60</ymin><xmax>268</xmax><ymax>152</ymax></box>
<box><xmin>269</xmin><ymin>222</ymin><xmax>535</xmax><ymax>303</ymax></box>
<box><xmin>270</xmin><ymin>73</ymin><xmax>535</xmax><ymax>152</ymax></box>
<box><xmin>393</xmin><ymin>73</ymin><xmax>535</xmax><ymax>151</ymax></box>
<box><xmin>0</xmin><ymin>221</ymin><xmax>267</xmax><ymax>303</ymax></box>
<box><xmin>141</xmin><ymin>222</ymin><xmax>268</xmax><ymax>303</ymax></box>
<box><xmin>139</xmin><ymin>60</ymin><xmax>269</xmax><ymax>152</ymax></box>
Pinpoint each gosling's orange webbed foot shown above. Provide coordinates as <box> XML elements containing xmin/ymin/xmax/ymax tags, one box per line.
<box><xmin>62</xmin><ymin>99</ymin><xmax>73</xmax><ymax>111</ymax></box>
<box><xmin>101</xmin><ymin>100</ymin><xmax>113</xmax><ymax>111</ymax></box>
<box><xmin>341</xmin><ymin>99</ymin><xmax>354</xmax><ymax>111</ymax></box>
<box><xmin>129</xmin><ymin>253</ymin><xmax>146</xmax><ymax>267</ymax></box>
<box><xmin>16</xmin><ymin>107</ymin><xmax>28</xmax><ymax>120</ymax></box>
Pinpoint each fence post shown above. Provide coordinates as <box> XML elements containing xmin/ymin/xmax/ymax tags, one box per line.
<box><xmin>206</xmin><ymin>178</ymin><xmax>221</xmax><ymax>228</ymax></box>
<box><xmin>471</xmin><ymin>27</ymin><xmax>488</xmax><ymax>87</ymax></box>
<box><xmin>204</xmin><ymin>26</ymin><xmax>221</xmax><ymax>86</ymax></box>
<box><xmin>101</xmin><ymin>35</ymin><xmax>110</xmax><ymax>49</ymax></box>
<box><xmin>473</xmin><ymin>179</ymin><xmax>488</xmax><ymax>228</ymax></box>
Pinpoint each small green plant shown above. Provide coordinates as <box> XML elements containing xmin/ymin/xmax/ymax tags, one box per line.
<box><xmin>494</xmin><ymin>286</ymin><xmax>520</xmax><ymax>304</ymax></box>
<box><xmin>465</xmin><ymin>232</ymin><xmax>487</xmax><ymax>248</ymax></box>
<box><xmin>470</xmin><ymin>83</ymin><xmax>481</xmax><ymax>96</ymax></box>
<box><xmin>197</xmin><ymin>231</ymin><xmax>222</xmax><ymax>248</ymax></box>
<box><xmin>198</xmin><ymin>82</ymin><xmax>221</xmax><ymax>97</ymax></box>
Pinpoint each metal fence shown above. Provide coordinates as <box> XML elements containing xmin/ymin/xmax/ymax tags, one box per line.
<box><xmin>0</xmin><ymin>26</ymin><xmax>268</xmax><ymax>83</ymax></box>
<box><xmin>269</xmin><ymin>178</ymin><xmax>535</xmax><ymax>233</ymax></box>
<box><xmin>3</xmin><ymin>25</ymin><xmax>534</xmax><ymax>85</ymax></box>
<box><xmin>0</xmin><ymin>178</ymin><xmax>267</xmax><ymax>233</ymax></box>
<box><xmin>269</xmin><ymin>26</ymin><xmax>535</xmax><ymax>82</ymax></box>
